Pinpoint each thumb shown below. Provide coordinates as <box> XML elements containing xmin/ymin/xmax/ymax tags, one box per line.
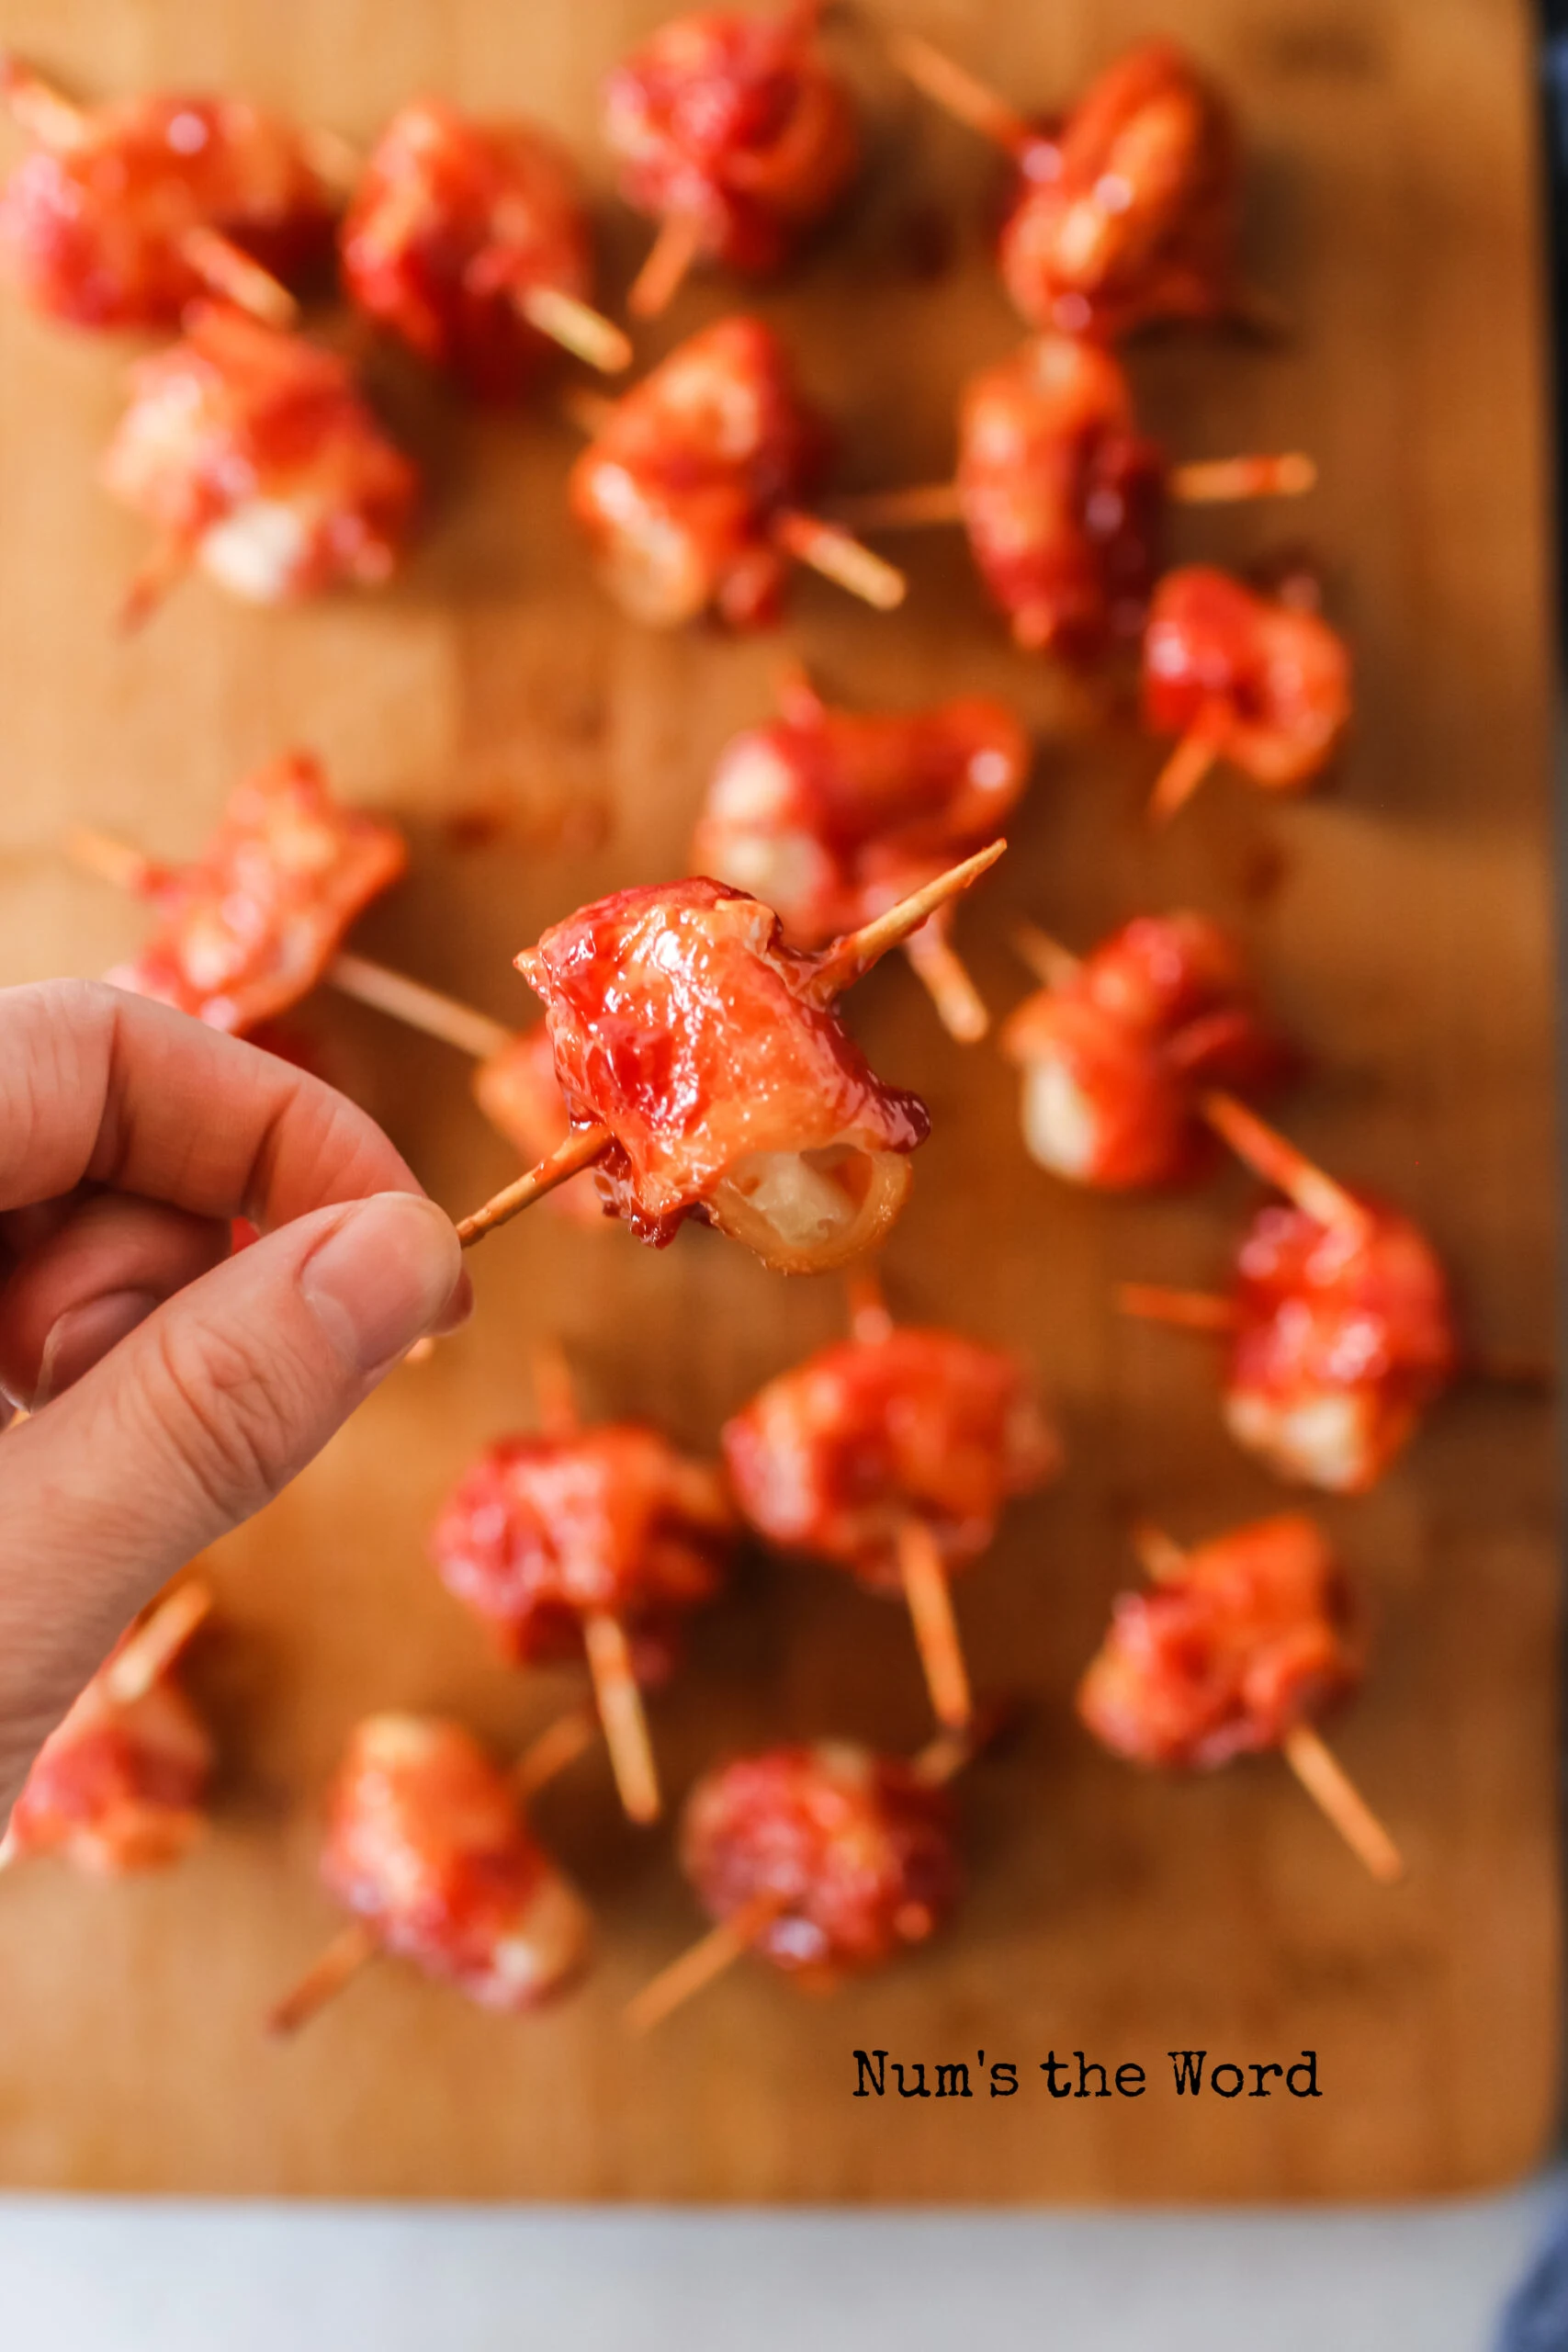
<box><xmin>0</xmin><ymin>1190</ymin><xmax>466</xmax><ymax>1807</ymax></box>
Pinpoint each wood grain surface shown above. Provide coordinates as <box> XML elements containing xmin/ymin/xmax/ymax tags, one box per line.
<box><xmin>0</xmin><ymin>0</ymin><xmax>1558</xmax><ymax>2200</ymax></box>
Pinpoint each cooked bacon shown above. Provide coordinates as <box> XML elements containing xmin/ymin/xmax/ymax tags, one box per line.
<box><xmin>104</xmin><ymin>752</ymin><xmax>406</xmax><ymax>1034</ymax></box>
<box><xmin>517</xmin><ymin>876</ymin><xmax>929</xmax><ymax>1269</ymax></box>
<box><xmin>1000</xmin><ymin>913</ymin><xmax>1292</xmax><ymax>1188</ymax></box>
<box><xmin>473</xmin><ymin>1024</ymin><xmax>608</xmax><ymax>1227</ymax></box>
<box><xmin>1144</xmin><ymin>565</ymin><xmax>1352</xmax><ymax>792</ymax></box>
<box><xmin>102</xmin><ymin>303</ymin><xmax>419</xmax><ymax>606</ymax></box>
<box><xmin>1223</xmin><ymin>1197</ymin><xmax>1459</xmax><ymax>1492</ymax></box>
<box><xmin>604</xmin><ymin>4</ymin><xmax>857</xmax><ymax>278</ymax></box>
<box><xmin>723</xmin><ymin>1325</ymin><xmax>1059</xmax><ymax>1589</ymax></box>
<box><xmin>321</xmin><ymin>1714</ymin><xmax>591</xmax><ymax>2010</ymax></box>
<box><xmin>568</xmin><ymin>315</ymin><xmax>829</xmax><ymax>628</ymax></box>
<box><xmin>0</xmin><ymin>69</ymin><xmax>338</xmax><ymax>331</ymax></box>
<box><xmin>997</xmin><ymin>40</ymin><xmax>1240</xmax><ymax>341</ymax></box>
<box><xmin>693</xmin><ymin>677</ymin><xmax>1029</xmax><ymax>946</ymax></box>
<box><xmin>957</xmin><ymin>334</ymin><xmax>1166</xmax><ymax>657</ymax></box>
<box><xmin>680</xmin><ymin>1739</ymin><xmax>960</xmax><ymax>1976</ymax></box>
<box><xmin>341</xmin><ymin>99</ymin><xmax>594</xmax><ymax>399</ymax></box>
<box><xmin>1077</xmin><ymin>1514</ymin><xmax>1359</xmax><ymax>1770</ymax></box>
<box><xmin>429</xmin><ymin>1422</ymin><xmax>735</xmax><ymax>1668</ymax></box>
<box><xmin>5</xmin><ymin>1603</ymin><xmax>212</xmax><ymax>1875</ymax></box>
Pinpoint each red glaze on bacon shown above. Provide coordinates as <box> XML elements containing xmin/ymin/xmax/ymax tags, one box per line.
<box><xmin>957</xmin><ymin>334</ymin><xmax>1165</xmax><ymax>658</ymax></box>
<box><xmin>1077</xmin><ymin>1514</ymin><xmax>1359</xmax><ymax>1770</ymax></box>
<box><xmin>473</xmin><ymin>1024</ymin><xmax>608</xmax><ymax>1227</ymax></box>
<box><xmin>681</xmin><ymin>1739</ymin><xmax>960</xmax><ymax>1977</ymax></box>
<box><xmin>1000</xmin><ymin>913</ymin><xmax>1293</xmax><ymax>1189</ymax></box>
<box><xmin>693</xmin><ymin>678</ymin><xmax>1030</xmax><ymax>947</ymax></box>
<box><xmin>105</xmin><ymin>752</ymin><xmax>406</xmax><ymax>1034</ymax></box>
<box><xmin>429</xmin><ymin>1424</ymin><xmax>735</xmax><ymax>1668</ymax></box>
<box><xmin>568</xmin><ymin>315</ymin><xmax>829</xmax><ymax>628</ymax></box>
<box><xmin>998</xmin><ymin>40</ymin><xmax>1240</xmax><ymax>341</ymax></box>
<box><xmin>603</xmin><ymin>5</ymin><xmax>857</xmax><ymax>277</ymax></box>
<box><xmin>341</xmin><ymin>100</ymin><xmax>592</xmax><ymax>401</ymax></box>
<box><xmin>723</xmin><ymin>1326</ymin><xmax>1060</xmax><ymax>1591</ymax></box>
<box><xmin>1221</xmin><ymin>1197</ymin><xmax>1459</xmax><ymax>1493</ymax></box>
<box><xmin>102</xmin><ymin>303</ymin><xmax>419</xmax><ymax>605</ymax></box>
<box><xmin>5</xmin><ymin>1630</ymin><xmax>212</xmax><ymax>1876</ymax></box>
<box><xmin>1143</xmin><ymin>566</ymin><xmax>1352</xmax><ymax>792</ymax></box>
<box><xmin>517</xmin><ymin>877</ymin><xmax>929</xmax><ymax>1270</ymax></box>
<box><xmin>321</xmin><ymin>1715</ymin><xmax>591</xmax><ymax>2011</ymax></box>
<box><xmin>0</xmin><ymin>74</ymin><xmax>338</xmax><ymax>331</ymax></box>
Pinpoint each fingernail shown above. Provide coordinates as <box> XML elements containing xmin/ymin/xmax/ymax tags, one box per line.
<box><xmin>299</xmin><ymin>1193</ymin><xmax>468</xmax><ymax>1377</ymax></box>
<box><xmin>36</xmin><ymin>1288</ymin><xmax>160</xmax><ymax>1408</ymax></box>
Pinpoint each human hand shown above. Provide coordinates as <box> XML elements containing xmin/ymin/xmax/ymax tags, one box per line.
<box><xmin>0</xmin><ymin>980</ymin><xmax>470</xmax><ymax>1818</ymax></box>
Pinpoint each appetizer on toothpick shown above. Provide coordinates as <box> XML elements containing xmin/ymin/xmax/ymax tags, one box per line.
<box><xmin>0</xmin><ymin>55</ymin><xmax>342</xmax><ymax>331</ymax></box>
<box><xmin>1000</xmin><ymin>911</ymin><xmax>1294</xmax><ymax>1188</ymax></box>
<box><xmin>567</xmin><ymin>315</ymin><xmax>904</xmax><ymax>628</ymax></box>
<box><xmin>102</xmin><ymin>303</ymin><xmax>419</xmax><ymax>626</ymax></box>
<box><xmin>454</xmin><ymin>844</ymin><xmax>1005</xmax><ymax>1271</ymax></box>
<box><xmin>604</xmin><ymin>2</ymin><xmax>858</xmax><ymax>318</ymax></box>
<box><xmin>1</xmin><ymin>1579</ymin><xmax>214</xmax><ymax>1876</ymax></box>
<box><xmin>891</xmin><ymin>34</ymin><xmax>1248</xmax><ymax>341</ymax></box>
<box><xmin>70</xmin><ymin>752</ymin><xmax>407</xmax><ymax>1036</ymax></box>
<box><xmin>428</xmin><ymin>1340</ymin><xmax>736</xmax><ymax>1824</ymax></box>
<box><xmin>626</xmin><ymin>1712</ymin><xmax>1010</xmax><ymax>2033</ymax></box>
<box><xmin>341</xmin><ymin>99</ymin><xmax>630</xmax><ymax>394</ymax></box>
<box><xmin>267</xmin><ymin>1712</ymin><xmax>594</xmax><ymax>2033</ymax></box>
<box><xmin>1121</xmin><ymin>1094</ymin><xmax>1460</xmax><ymax>1492</ymax></box>
<box><xmin>1078</xmin><ymin>1515</ymin><xmax>1403</xmax><ymax>1884</ymax></box>
<box><xmin>722</xmin><ymin>1273</ymin><xmax>1060</xmax><ymax>1729</ymax></box>
<box><xmin>837</xmin><ymin>335</ymin><xmax>1314</xmax><ymax>661</ymax></box>
<box><xmin>692</xmin><ymin>664</ymin><xmax>1030</xmax><ymax>1040</ymax></box>
<box><xmin>1144</xmin><ymin>566</ymin><xmax>1352</xmax><ymax>821</ymax></box>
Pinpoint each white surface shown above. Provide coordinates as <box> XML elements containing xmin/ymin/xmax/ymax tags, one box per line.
<box><xmin>0</xmin><ymin>2180</ymin><xmax>1558</xmax><ymax>2352</ymax></box>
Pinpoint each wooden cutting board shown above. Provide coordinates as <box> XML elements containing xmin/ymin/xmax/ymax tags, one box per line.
<box><xmin>0</xmin><ymin>0</ymin><xmax>1558</xmax><ymax>2201</ymax></box>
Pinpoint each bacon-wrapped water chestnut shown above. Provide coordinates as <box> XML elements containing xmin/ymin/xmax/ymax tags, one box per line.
<box><xmin>568</xmin><ymin>315</ymin><xmax>902</xmax><ymax>629</ymax></box>
<box><xmin>457</xmin><ymin>855</ymin><xmax>1004</xmax><ymax>1271</ymax></box>
<box><xmin>1078</xmin><ymin>1517</ymin><xmax>1401</xmax><ymax>1882</ymax></box>
<box><xmin>80</xmin><ymin>752</ymin><xmax>406</xmax><ymax>1035</ymax></box>
<box><xmin>1144</xmin><ymin>566</ymin><xmax>1352</xmax><ymax>821</ymax></box>
<box><xmin>430</xmin><ymin>1342</ymin><xmax>736</xmax><ymax>1822</ymax></box>
<box><xmin>723</xmin><ymin>1282</ymin><xmax>1059</xmax><ymax>1726</ymax></box>
<box><xmin>1</xmin><ymin>1582</ymin><xmax>213</xmax><ymax>1877</ymax></box>
<box><xmin>1000</xmin><ymin>912</ymin><xmax>1293</xmax><ymax>1189</ymax></box>
<box><xmin>430</xmin><ymin>1426</ymin><xmax>734</xmax><ymax>1673</ymax></box>
<box><xmin>1079</xmin><ymin>1515</ymin><xmax>1356</xmax><ymax>1770</ymax></box>
<box><xmin>0</xmin><ymin>56</ymin><xmax>340</xmax><ymax>331</ymax></box>
<box><xmin>892</xmin><ymin>33</ymin><xmax>1245</xmax><ymax>342</ymax></box>
<box><xmin>838</xmin><ymin>334</ymin><xmax>1312</xmax><ymax>662</ymax></box>
<box><xmin>102</xmin><ymin>303</ymin><xmax>419</xmax><ymax>623</ymax></box>
<box><xmin>680</xmin><ymin>1741</ymin><xmax>958</xmax><ymax>1974</ymax></box>
<box><xmin>269</xmin><ymin>1714</ymin><xmax>592</xmax><ymax>2030</ymax></box>
<box><xmin>692</xmin><ymin>667</ymin><xmax>1030</xmax><ymax>1037</ymax></box>
<box><xmin>341</xmin><ymin>98</ymin><xmax>629</xmax><ymax>394</ymax></box>
<box><xmin>628</xmin><ymin>1729</ymin><xmax>986</xmax><ymax>2031</ymax></box>
<box><xmin>604</xmin><ymin>2</ymin><xmax>859</xmax><ymax>316</ymax></box>
<box><xmin>957</xmin><ymin>334</ymin><xmax>1167</xmax><ymax>658</ymax></box>
<box><xmin>1122</xmin><ymin>1095</ymin><xmax>1459</xmax><ymax>1493</ymax></box>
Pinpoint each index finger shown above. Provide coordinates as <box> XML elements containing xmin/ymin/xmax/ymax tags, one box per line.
<box><xmin>0</xmin><ymin>980</ymin><xmax>423</xmax><ymax>1227</ymax></box>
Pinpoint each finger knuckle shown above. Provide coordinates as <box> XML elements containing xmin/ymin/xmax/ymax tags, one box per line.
<box><xmin>146</xmin><ymin>1310</ymin><xmax>310</xmax><ymax>1521</ymax></box>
